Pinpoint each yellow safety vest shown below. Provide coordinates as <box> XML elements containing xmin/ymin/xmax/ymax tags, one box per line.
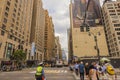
<box><xmin>35</xmin><ymin>66</ymin><xmax>43</xmax><ymax>76</ymax></box>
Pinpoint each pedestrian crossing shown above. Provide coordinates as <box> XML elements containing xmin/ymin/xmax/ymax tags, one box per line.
<box><xmin>30</xmin><ymin>70</ymin><xmax>68</xmax><ymax>74</ymax></box>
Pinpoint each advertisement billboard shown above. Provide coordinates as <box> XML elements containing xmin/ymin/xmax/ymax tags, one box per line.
<box><xmin>73</xmin><ymin>0</ymin><xmax>102</xmax><ymax>28</ymax></box>
<box><xmin>31</xmin><ymin>42</ymin><xmax>35</xmax><ymax>56</ymax></box>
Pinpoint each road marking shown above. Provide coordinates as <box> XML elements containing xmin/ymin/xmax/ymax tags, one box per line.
<box><xmin>30</xmin><ymin>70</ymin><xmax>68</xmax><ymax>74</ymax></box>
<box><xmin>30</xmin><ymin>71</ymin><xmax>36</xmax><ymax>73</ymax></box>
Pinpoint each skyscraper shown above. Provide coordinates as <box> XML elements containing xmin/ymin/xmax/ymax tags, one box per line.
<box><xmin>102</xmin><ymin>0</ymin><xmax>120</xmax><ymax>57</ymax></box>
<box><xmin>0</xmin><ymin>0</ymin><xmax>33</xmax><ymax>61</ymax></box>
<box><xmin>44</xmin><ymin>10</ymin><xmax>55</xmax><ymax>61</ymax></box>
<box><xmin>30</xmin><ymin>0</ymin><xmax>45</xmax><ymax>61</ymax></box>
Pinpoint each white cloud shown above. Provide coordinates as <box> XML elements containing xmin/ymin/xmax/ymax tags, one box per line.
<box><xmin>42</xmin><ymin>0</ymin><xmax>70</xmax><ymax>50</ymax></box>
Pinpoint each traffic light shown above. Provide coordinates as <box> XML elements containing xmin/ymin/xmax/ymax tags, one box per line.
<box><xmin>80</xmin><ymin>25</ymin><xmax>84</xmax><ymax>32</ymax></box>
<box><xmin>86</xmin><ymin>25</ymin><xmax>90</xmax><ymax>32</ymax></box>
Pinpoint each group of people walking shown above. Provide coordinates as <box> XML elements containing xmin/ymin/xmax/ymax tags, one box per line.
<box><xmin>69</xmin><ymin>59</ymin><xmax>116</xmax><ymax>80</ymax></box>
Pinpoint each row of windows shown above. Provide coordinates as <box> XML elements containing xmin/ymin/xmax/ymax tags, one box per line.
<box><xmin>110</xmin><ymin>52</ymin><xmax>120</xmax><ymax>57</ymax></box>
<box><xmin>117</xmin><ymin>32</ymin><xmax>120</xmax><ymax>35</ymax></box>
<box><xmin>114</xmin><ymin>24</ymin><xmax>120</xmax><ymax>27</ymax></box>
<box><xmin>109</xmin><ymin>10</ymin><xmax>120</xmax><ymax>13</ymax></box>
<box><xmin>8</xmin><ymin>34</ymin><xmax>23</xmax><ymax>43</ymax></box>
<box><xmin>118</xmin><ymin>37</ymin><xmax>120</xmax><ymax>40</ymax></box>
<box><xmin>115</xmin><ymin>28</ymin><xmax>120</xmax><ymax>31</ymax></box>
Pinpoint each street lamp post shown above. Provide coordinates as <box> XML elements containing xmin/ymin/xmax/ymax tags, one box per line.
<box><xmin>94</xmin><ymin>36</ymin><xmax>100</xmax><ymax>62</ymax></box>
<box><xmin>89</xmin><ymin>32</ymin><xmax>100</xmax><ymax>62</ymax></box>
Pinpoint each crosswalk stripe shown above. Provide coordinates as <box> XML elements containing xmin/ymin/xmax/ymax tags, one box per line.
<box><xmin>30</xmin><ymin>70</ymin><xmax>68</xmax><ymax>74</ymax></box>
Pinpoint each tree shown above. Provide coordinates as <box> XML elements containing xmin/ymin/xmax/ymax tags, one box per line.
<box><xmin>12</xmin><ymin>50</ymin><xmax>26</xmax><ymax>62</ymax></box>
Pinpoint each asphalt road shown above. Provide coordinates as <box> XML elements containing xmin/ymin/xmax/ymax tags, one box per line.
<box><xmin>0</xmin><ymin>67</ymin><xmax>75</xmax><ymax>80</ymax></box>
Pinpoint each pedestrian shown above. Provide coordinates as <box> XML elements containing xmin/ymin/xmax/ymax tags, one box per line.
<box><xmin>79</xmin><ymin>61</ymin><xmax>84</xmax><ymax>80</ymax></box>
<box><xmin>69</xmin><ymin>63</ymin><xmax>74</xmax><ymax>72</ymax></box>
<box><xmin>89</xmin><ymin>62</ymin><xmax>98</xmax><ymax>80</ymax></box>
<box><xmin>74</xmin><ymin>62</ymin><xmax>79</xmax><ymax>76</ymax></box>
<box><xmin>102</xmin><ymin>60</ymin><xmax>116</xmax><ymax>80</ymax></box>
<box><xmin>85</xmin><ymin>63</ymin><xmax>89</xmax><ymax>78</ymax></box>
<box><xmin>35</xmin><ymin>62</ymin><xmax>46</xmax><ymax>80</ymax></box>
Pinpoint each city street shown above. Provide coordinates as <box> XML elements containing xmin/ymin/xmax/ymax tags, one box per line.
<box><xmin>0</xmin><ymin>67</ymin><xmax>74</xmax><ymax>80</ymax></box>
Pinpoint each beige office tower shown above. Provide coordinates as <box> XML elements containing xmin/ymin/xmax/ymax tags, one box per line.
<box><xmin>30</xmin><ymin>0</ymin><xmax>45</xmax><ymax>61</ymax></box>
<box><xmin>55</xmin><ymin>37</ymin><xmax>62</xmax><ymax>60</ymax></box>
<box><xmin>44</xmin><ymin>10</ymin><xmax>55</xmax><ymax>61</ymax></box>
<box><xmin>102</xmin><ymin>1</ymin><xmax>120</xmax><ymax>57</ymax></box>
<box><xmin>0</xmin><ymin>0</ymin><xmax>33</xmax><ymax>61</ymax></box>
<box><xmin>69</xmin><ymin>0</ymin><xmax>109</xmax><ymax>58</ymax></box>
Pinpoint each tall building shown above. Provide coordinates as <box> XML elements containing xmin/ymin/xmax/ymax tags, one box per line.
<box><xmin>44</xmin><ymin>10</ymin><xmax>55</xmax><ymax>61</ymax></box>
<box><xmin>55</xmin><ymin>36</ymin><xmax>62</xmax><ymax>60</ymax></box>
<box><xmin>0</xmin><ymin>0</ymin><xmax>33</xmax><ymax>61</ymax></box>
<box><xmin>30</xmin><ymin>0</ymin><xmax>45</xmax><ymax>61</ymax></box>
<box><xmin>69</xmin><ymin>0</ymin><xmax>109</xmax><ymax>58</ymax></box>
<box><xmin>102</xmin><ymin>0</ymin><xmax>120</xmax><ymax>57</ymax></box>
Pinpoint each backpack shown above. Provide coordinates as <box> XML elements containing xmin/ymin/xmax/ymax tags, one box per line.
<box><xmin>106</xmin><ymin>64</ymin><xmax>115</xmax><ymax>75</ymax></box>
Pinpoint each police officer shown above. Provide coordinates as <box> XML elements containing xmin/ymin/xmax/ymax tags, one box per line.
<box><xmin>35</xmin><ymin>62</ymin><xmax>45</xmax><ymax>80</ymax></box>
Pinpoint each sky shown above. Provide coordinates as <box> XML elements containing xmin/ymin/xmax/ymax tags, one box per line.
<box><xmin>42</xmin><ymin>0</ymin><xmax>70</xmax><ymax>52</ymax></box>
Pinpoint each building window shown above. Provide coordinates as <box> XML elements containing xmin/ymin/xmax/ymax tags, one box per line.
<box><xmin>6</xmin><ymin>7</ymin><xmax>9</xmax><ymax>11</ymax></box>
<box><xmin>118</xmin><ymin>13</ymin><xmax>120</xmax><ymax>15</ymax></box>
<box><xmin>2</xmin><ymin>24</ymin><xmax>6</xmax><ymax>30</ymax></box>
<box><xmin>18</xmin><ymin>12</ymin><xmax>20</xmax><ymax>16</ymax></box>
<box><xmin>10</xmin><ymin>29</ymin><xmax>13</xmax><ymax>33</ymax></box>
<box><xmin>117</xmin><ymin>10</ymin><xmax>120</xmax><ymax>12</ymax></box>
<box><xmin>14</xmin><ymin>8</ymin><xmax>16</xmax><ymax>12</ymax></box>
<box><xmin>5</xmin><ymin>12</ymin><xmax>8</xmax><ymax>17</ymax></box>
<box><xmin>118</xmin><ymin>37</ymin><xmax>120</xmax><ymax>40</ymax></box>
<box><xmin>7</xmin><ymin>1</ymin><xmax>10</xmax><ymax>6</ymax></box>
<box><xmin>108</xmin><ymin>7</ymin><xmax>113</xmax><ymax>9</ymax></box>
<box><xmin>110</xmin><ymin>13</ymin><xmax>116</xmax><ymax>16</ymax></box>
<box><xmin>117</xmin><ymin>32</ymin><xmax>120</xmax><ymax>35</ymax></box>
<box><xmin>1</xmin><ymin>30</ymin><xmax>5</xmax><ymax>36</ymax></box>
<box><xmin>114</xmin><ymin>24</ymin><xmax>120</xmax><ymax>27</ymax></box>
<box><xmin>15</xmin><ymin>4</ymin><xmax>17</xmax><ymax>8</ymax></box>
<box><xmin>11</xmin><ymin>24</ymin><xmax>14</xmax><ymax>27</ymax></box>
<box><xmin>15</xmin><ymin>32</ymin><xmax>17</xmax><ymax>35</ymax></box>
<box><xmin>109</xmin><ymin>10</ymin><xmax>115</xmax><ymax>12</ymax></box>
<box><xmin>16</xmin><ymin>0</ymin><xmax>18</xmax><ymax>3</ymax></box>
<box><xmin>9</xmin><ymin>35</ymin><xmax>13</xmax><ymax>39</ymax></box>
<box><xmin>115</xmin><ymin>28</ymin><xmax>120</xmax><ymax>31</ymax></box>
<box><xmin>3</xmin><ymin>18</ymin><xmax>7</xmax><ymax>23</ymax></box>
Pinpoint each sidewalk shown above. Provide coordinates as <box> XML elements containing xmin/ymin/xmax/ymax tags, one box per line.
<box><xmin>73</xmin><ymin>72</ymin><xmax>120</xmax><ymax>80</ymax></box>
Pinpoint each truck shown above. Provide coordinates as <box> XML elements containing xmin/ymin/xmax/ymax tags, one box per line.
<box><xmin>56</xmin><ymin>60</ymin><xmax>63</xmax><ymax>67</ymax></box>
